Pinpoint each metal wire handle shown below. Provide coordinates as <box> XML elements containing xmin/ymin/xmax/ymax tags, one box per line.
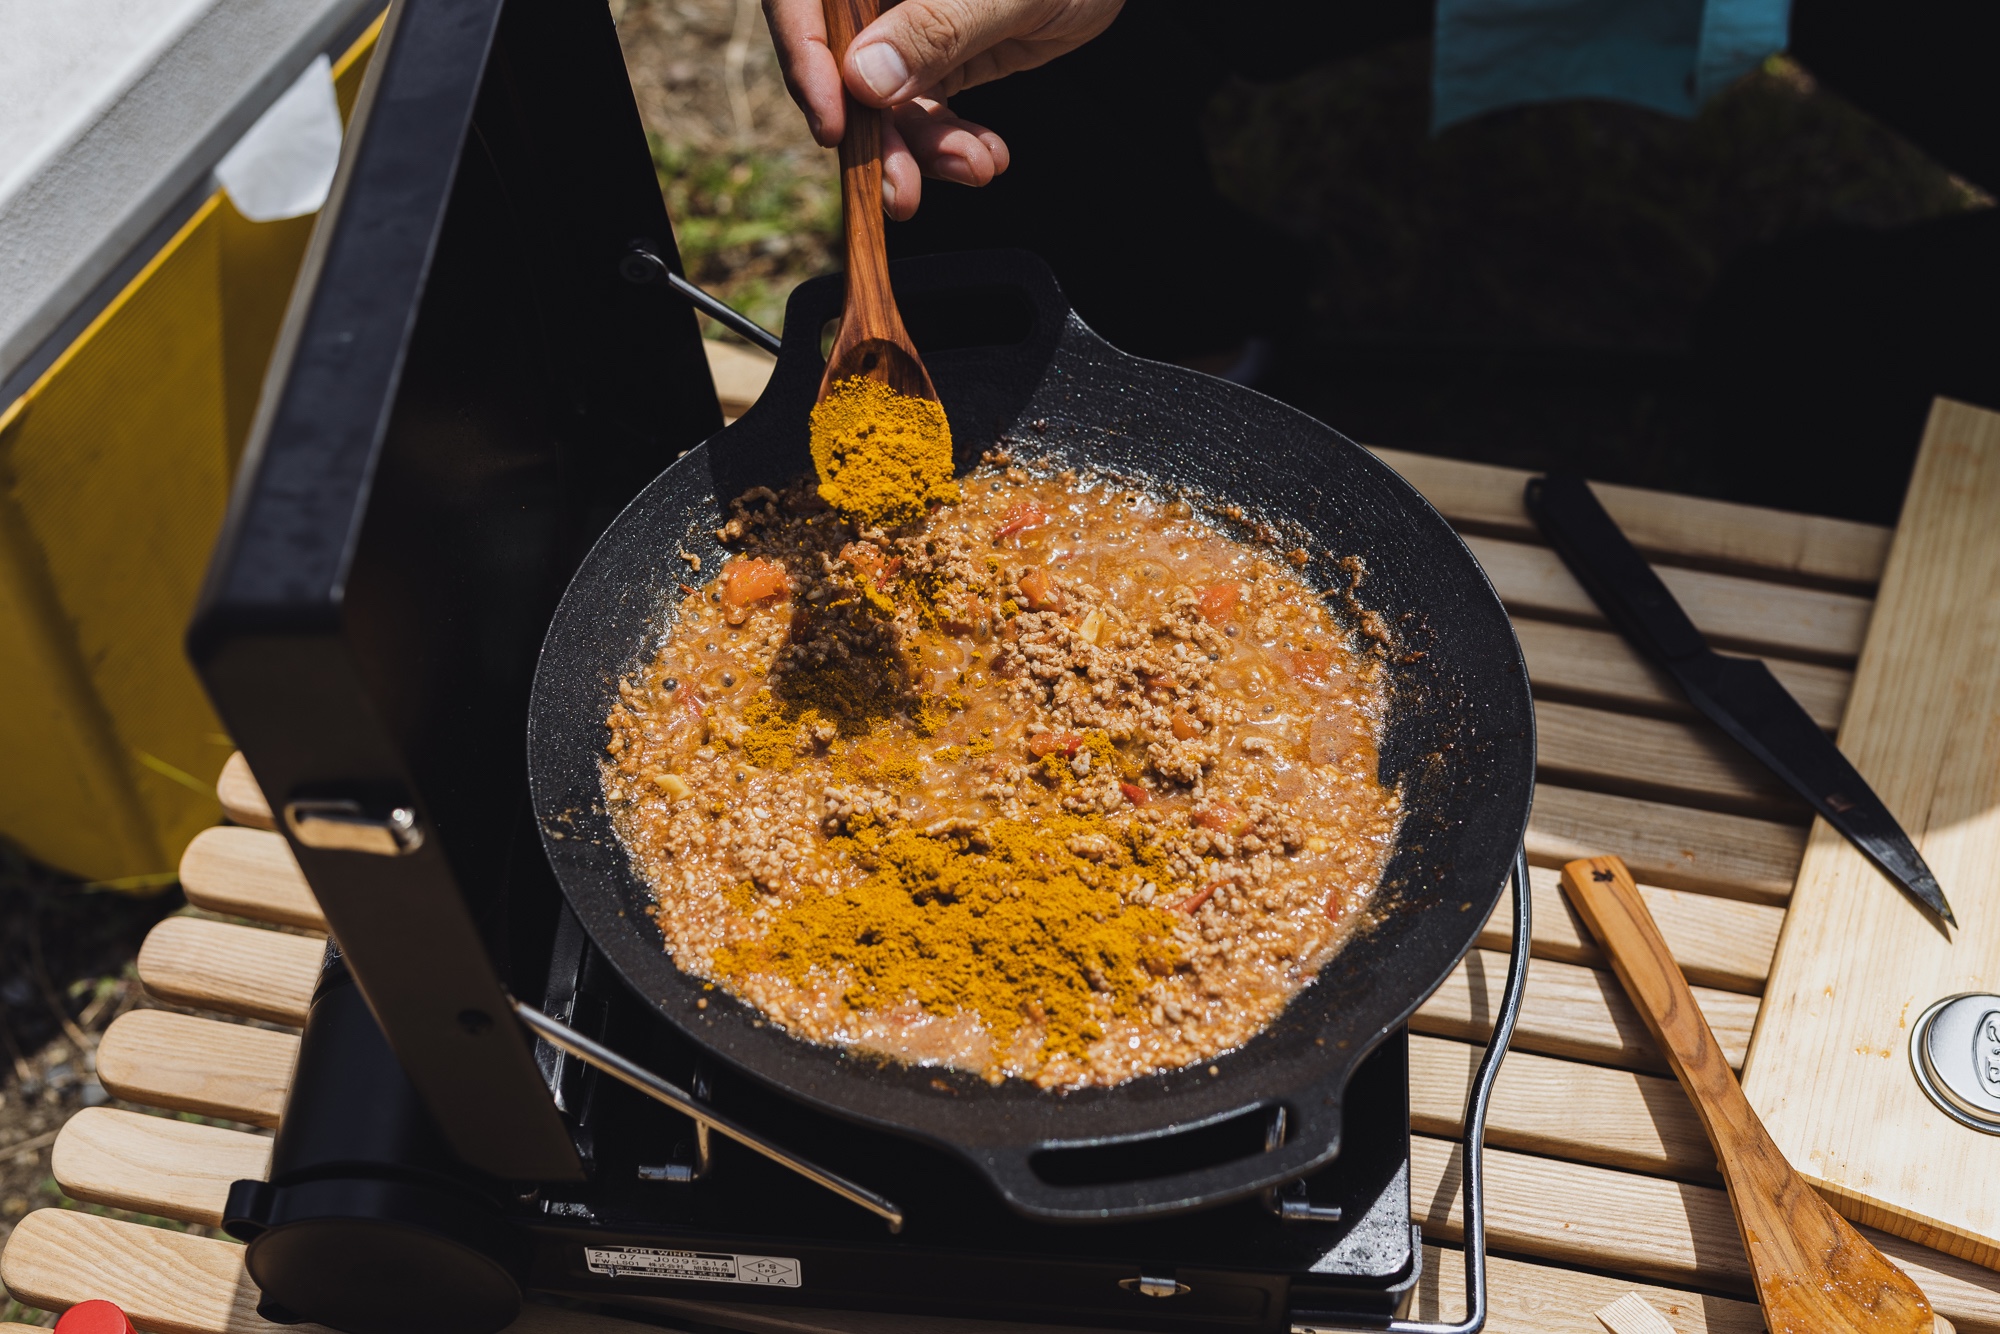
<box><xmin>620</xmin><ymin>243</ymin><xmax>785</xmax><ymax>354</ymax></box>
<box><xmin>1376</xmin><ymin>846</ymin><xmax>1532</xmax><ymax>1334</ymax></box>
<box><xmin>512</xmin><ymin>998</ymin><xmax>905</xmax><ymax>1231</ymax></box>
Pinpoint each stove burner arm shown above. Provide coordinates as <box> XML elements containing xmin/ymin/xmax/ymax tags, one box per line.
<box><xmin>510</xmin><ymin>999</ymin><xmax>906</xmax><ymax>1233</ymax></box>
<box><xmin>1385</xmin><ymin>846</ymin><xmax>1531</xmax><ymax>1334</ymax></box>
<box><xmin>619</xmin><ymin>244</ymin><xmax>785</xmax><ymax>355</ymax></box>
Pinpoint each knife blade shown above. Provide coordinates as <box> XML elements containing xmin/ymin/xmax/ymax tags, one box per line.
<box><xmin>1524</xmin><ymin>473</ymin><xmax>1954</xmax><ymax>928</ymax></box>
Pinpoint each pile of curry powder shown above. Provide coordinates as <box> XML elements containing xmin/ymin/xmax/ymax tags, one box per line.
<box><xmin>718</xmin><ymin>811</ymin><xmax>1184</xmax><ymax>1077</ymax></box>
<box><xmin>808</xmin><ymin>375</ymin><xmax>957</xmax><ymax>528</ymax></box>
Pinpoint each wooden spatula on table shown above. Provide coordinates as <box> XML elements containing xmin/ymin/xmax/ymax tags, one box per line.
<box><xmin>818</xmin><ymin>0</ymin><xmax>938</xmax><ymax>406</ymax></box>
<box><xmin>1559</xmin><ymin>855</ymin><xmax>1952</xmax><ymax>1334</ymax></box>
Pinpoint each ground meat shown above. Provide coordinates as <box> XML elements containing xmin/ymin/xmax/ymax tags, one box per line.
<box><xmin>603</xmin><ymin>461</ymin><xmax>1402</xmax><ymax>1089</ymax></box>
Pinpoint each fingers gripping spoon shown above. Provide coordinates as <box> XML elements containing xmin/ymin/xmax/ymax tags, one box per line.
<box><xmin>1559</xmin><ymin>856</ymin><xmax>1952</xmax><ymax>1334</ymax></box>
<box><xmin>818</xmin><ymin>0</ymin><xmax>938</xmax><ymax>406</ymax></box>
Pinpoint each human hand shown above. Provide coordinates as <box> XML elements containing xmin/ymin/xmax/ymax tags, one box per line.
<box><xmin>764</xmin><ymin>0</ymin><xmax>1124</xmax><ymax>218</ymax></box>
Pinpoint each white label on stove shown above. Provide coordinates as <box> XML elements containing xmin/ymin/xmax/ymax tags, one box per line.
<box><xmin>583</xmin><ymin>1246</ymin><xmax>802</xmax><ymax>1287</ymax></box>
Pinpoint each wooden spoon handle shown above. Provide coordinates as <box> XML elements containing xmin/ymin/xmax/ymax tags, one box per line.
<box><xmin>1559</xmin><ymin>857</ymin><xmax>1748</xmax><ymax>1136</ymax></box>
<box><xmin>822</xmin><ymin>0</ymin><xmax>899</xmax><ymax>345</ymax></box>
<box><xmin>1561</xmin><ymin>856</ymin><xmax>1827</xmax><ymax>1213</ymax></box>
<box><xmin>1562</xmin><ymin>856</ymin><xmax>1939</xmax><ymax>1334</ymax></box>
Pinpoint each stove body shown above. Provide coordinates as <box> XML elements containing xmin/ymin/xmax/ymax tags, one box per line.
<box><xmin>518</xmin><ymin>912</ymin><xmax>1418</xmax><ymax>1333</ymax></box>
<box><xmin>188</xmin><ymin>1</ymin><xmax>1437</xmax><ymax>1330</ymax></box>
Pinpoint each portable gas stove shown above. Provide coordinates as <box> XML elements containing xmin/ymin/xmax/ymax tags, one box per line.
<box><xmin>185</xmin><ymin>1</ymin><xmax>1529</xmax><ymax>1330</ymax></box>
<box><xmin>230</xmin><ymin>901</ymin><xmax>1491</xmax><ymax>1334</ymax></box>
<box><xmin>521</xmin><ymin>914</ymin><xmax>1423</xmax><ymax>1333</ymax></box>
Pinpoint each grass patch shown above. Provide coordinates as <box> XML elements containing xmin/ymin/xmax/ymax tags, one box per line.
<box><xmin>652</xmin><ymin>137</ymin><xmax>840</xmax><ymax>341</ymax></box>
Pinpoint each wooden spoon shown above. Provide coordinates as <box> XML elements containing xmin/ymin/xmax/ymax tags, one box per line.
<box><xmin>1559</xmin><ymin>855</ymin><xmax>1951</xmax><ymax>1334</ymax></box>
<box><xmin>818</xmin><ymin>0</ymin><xmax>939</xmax><ymax>406</ymax></box>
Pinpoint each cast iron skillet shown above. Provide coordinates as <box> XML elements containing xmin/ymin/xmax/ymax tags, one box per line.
<box><xmin>528</xmin><ymin>250</ymin><xmax>1534</xmax><ymax>1222</ymax></box>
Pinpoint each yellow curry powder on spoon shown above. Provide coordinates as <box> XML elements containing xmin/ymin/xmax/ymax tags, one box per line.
<box><xmin>809</xmin><ymin>375</ymin><xmax>958</xmax><ymax>527</ymax></box>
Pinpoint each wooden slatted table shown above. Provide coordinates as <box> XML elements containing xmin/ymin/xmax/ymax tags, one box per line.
<box><xmin>7</xmin><ymin>432</ymin><xmax>2000</xmax><ymax>1334</ymax></box>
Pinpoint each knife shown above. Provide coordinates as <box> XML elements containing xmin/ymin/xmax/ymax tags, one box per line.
<box><xmin>1524</xmin><ymin>474</ymin><xmax>1955</xmax><ymax>928</ymax></box>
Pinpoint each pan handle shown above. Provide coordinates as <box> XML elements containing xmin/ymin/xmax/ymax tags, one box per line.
<box><xmin>742</xmin><ymin>249</ymin><xmax>1076</xmax><ymax>433</ymax></box>
<box><xmin>1386</xmin><ymin>846</ymin><xmax>1531</xmax><ymax>1334</ymax></box>
<box><xmin>969</xmin><ymin>1099</ymin><xmax>1349</xmax><ymax>1221</ymax></box>
<box><xmin>969</xmin><ymin>847</ymin><xmax>1530</xmax><ymax>1321</ymax></box>
<box><xmin>773</xmin><ymin>247</ymin><xmax>1072</xmax><ymax>363</ymax></box>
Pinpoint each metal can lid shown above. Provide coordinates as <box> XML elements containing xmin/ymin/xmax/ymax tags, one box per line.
<box><xmin>1910</xmin><ymin>993</ymin><xmax>2000</xmax><ymax>1134</ymax></box>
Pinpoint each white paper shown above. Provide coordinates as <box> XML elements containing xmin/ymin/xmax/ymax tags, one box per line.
<box><xmin>215</xmin><ymin>53</ymin><xmax>340</xmax><ymax>222</ymax></box>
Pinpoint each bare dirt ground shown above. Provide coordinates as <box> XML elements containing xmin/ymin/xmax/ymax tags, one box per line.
<box><xmin>0</xmin><ymin>860</ymin><xmax>196</xmax><ymax>1325</ymax></box>
<box><xmin>612</xmin><ymin>0</ymin><xmax>841</xmax><ymax>337</ymax></box>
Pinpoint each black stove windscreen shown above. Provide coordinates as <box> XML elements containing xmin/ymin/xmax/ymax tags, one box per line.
<box><xmin>186</xmin><ymin>0</ymin><xmax>721</xmax><ymax>1181</ymax></box>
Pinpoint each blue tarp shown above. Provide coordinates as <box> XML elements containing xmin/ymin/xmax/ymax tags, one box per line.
<box><xmin>1433</xmin><ymin>0</ymin><xmax>1791</xmax><ymax>129</ymax></box>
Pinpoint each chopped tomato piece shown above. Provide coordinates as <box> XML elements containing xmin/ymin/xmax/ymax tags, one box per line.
<box><xmin>1289</xmin><ymin>649</ymin><xmax>1334</xmax><ymax>683</ymax></box>
<box><xmin>1196</xmin><ymin>581</ymin><xmax>1242</xmax><ymax>623</ymax></box>
<box><xmin>879</xmin><ymin>556</ymin><xmax>904</xmax><ymax>579</ymax></box>
<box><xmin>1028</xmin><ymin>731</ymin><xmax>1084</xmax><ymax>758</ymax></box>
<box><xmin>1170</xmin><ymin>711</ymin><xmax>1202</xmax><ymax>740</ymax></box>
<box><xmin>993</xmin><ymin>502</ymin><xmax>1048</xmax><ymax>540</ymax></box>
<box><xmin>1017</xmin><ymin>565</ymin><xmax>1064</xmax><ymax>612</ymax></box>
<box><xmin>1119</xmin><ymin>782</ymin><xmax>1151</xmax><ymax>806</ymax></box>
<box><xmin>1193</xmin><ymin>802</ymin><xmax>1248</xmax><ymax>834</ymax></box>
<box><xmin>1178</xmin><ymin>883</ymin><xmax>1222</xmax><ymax>913</ymax></box>
<box><xmin>721</xmin><ymin>557</ymin><xmax>789</xmax><ymax>608</ymax></box>
<box><xmin>939</xmin><ymin>595</ymin><xmax>989</xmax><ymax>636</ymax></box>
<box><xmin>839</xmin><ymin>542</ymin><xmax>885</xmax><ymax>580</ymax></box>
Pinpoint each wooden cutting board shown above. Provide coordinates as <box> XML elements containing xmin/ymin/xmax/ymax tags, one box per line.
<box><xmin>1744</xmin><ymin>397</ymin><xmax>2000</xmax><ymax>1268</ymax></box>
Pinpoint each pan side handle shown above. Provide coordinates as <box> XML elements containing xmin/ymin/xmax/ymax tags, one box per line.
<box><xmin>1388</xmin><ymin>846</ymin><xmax>1530</xmax><ymax>1334</ymax></box>
<box><xmin>971</xmin><ymin>1100</ymin><xmax>1349</xmax><ymax>1223</ymax></box>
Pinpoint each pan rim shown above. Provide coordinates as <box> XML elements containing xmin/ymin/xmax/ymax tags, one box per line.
<box><xmin>526</xmin><ymin>250</ymin><xmax>1535</xmax><ymax>1218</ymax></box>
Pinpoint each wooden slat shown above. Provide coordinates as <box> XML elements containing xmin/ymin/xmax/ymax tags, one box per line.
<box><xmin>703</xmin><ymin>337</ymin><xmax>776</xmax><ymax>420</ymax></box>
<box><xmin>95</xmin><ymin>1011</ymin><xmax>296</xmax><ymax>1128</ymax></box>
<box><xmin>216</xmin><ymin>752</ymin><xmax>275</xmax><ymax>830</ymax></box>
<box><xmin>0</xmin><ymin>1208</ymin><xmax>309</xmax><ymax>1334</ymax></box>
<box><xmin>1411</xmin><ymin>1134</ymin><xmax>2000</xmax><ymax>1331</ymax></box>
<box><xmin>1480</xmin><ymin>866</ymin><xmax>1780</xmax><ymax>994</ymax></box>
<box><xmin>1410</xmin><ymin>1035</ymin><xmax>1715</xmax><ymax>1182</ymax></box>
<box><xmin>1527</xmin><ymin>785</ymin><xmax>1806</xmax><ymax>904</ymax></box>
<box><xmin>1466</xmin><ymin>533</ymin><xmax>1871</xmax><ymax>665</ymax></box>
<box><xmin>178</xmin><ymin>826</ymin><xmax>326</xmax><ymax>933</ymax></box>
<box><xmin>35</xmin><ymin>1068</ymin><xmax>1680</xmax><ymax>1316</ymax></box>
<box><xmin>52</xmin><ymin>1108</ymin><xmax>270</xmax><ymax>1227</ymax></box>
<box><xmin>1371</xmin><ymin>445</ymin><xmax>1890</xmax><ymax>590</ymax></box>
<box><xmin>1747</xmin><ymin>398</ymin><xmax>2000</xmax><ymax>1272</ymax></box>
<box><xmin>1534</xmin><ymin>700</ymin><xmax>1804</xmax><ymax>820</ymax></box>
<box><xmin>138</xmin><ymin>917</ymin><xmax>321</xmax><ymax>1027</ymax></box>
<box><xmin>1407</xmin><ymin>1245</ymin><xmax>1765</xmax><ymax>1333</ymax></box>
<box><xmin>1516</xmin><ymin>616</ymin><xmax>1850</xmax><ymax>730</ymax></box>
<box><xmin>1413</xmin><ymin>949</ymin><xmax>1759</xmax><ymax>1074</ymax></box>
<box><xmin>21</xmin><ymin>1052</ymin><xmax>1762</xmax><ymax>1327</ymax></box>
<box><xmin>0</xmin><ymin>1209</ymin><xmax>710</xmax><ymax>1334</ymax></box>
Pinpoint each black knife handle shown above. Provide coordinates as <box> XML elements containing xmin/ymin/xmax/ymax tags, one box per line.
<box><xmin>1524</xmin><ymin>475</ymin><xmax>1708</xmax><ymax>663</ymax></box>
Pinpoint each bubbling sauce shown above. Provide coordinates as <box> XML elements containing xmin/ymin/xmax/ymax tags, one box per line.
<box><xmin>602</xmin><ymin>460</ymin><xmax>1402</xmax><ymax>1089</ymax></box>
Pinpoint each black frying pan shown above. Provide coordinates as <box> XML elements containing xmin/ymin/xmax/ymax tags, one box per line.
<box><xmin>528</xmin><ymin>250</ymin><xmax>1534</xmax><ymax>1222</ymax></box>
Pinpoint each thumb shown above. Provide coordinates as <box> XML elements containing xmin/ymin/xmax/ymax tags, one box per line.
<box><xmin>841</xmin><ymin>0</ymin><xmax>1040</xmax><ymax>105</ymax></box>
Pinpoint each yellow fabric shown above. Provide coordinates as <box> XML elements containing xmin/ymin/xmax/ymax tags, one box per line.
<box><xmin>0</xmin><ymin>15</ymin><xmax>383</xmax><ymax>883</ymax></box>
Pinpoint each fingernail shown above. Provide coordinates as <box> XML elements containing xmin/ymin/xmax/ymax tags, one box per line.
<box><xmin>933</xmin><ymin>155</ymin><xmax>977</xmax><ymax>186</ymax></box>
<box><xmin>850</xmin><ymin>43</ymin><xmax>910</xmax><ymax>100</ymax></box>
